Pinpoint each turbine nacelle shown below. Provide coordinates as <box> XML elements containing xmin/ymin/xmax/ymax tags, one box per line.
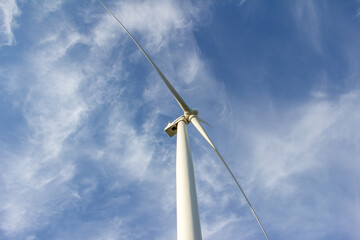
<box><xmin>164</xmin><ymin>111</ymin><xmax>198</xmax><ymax>138</ymax></box>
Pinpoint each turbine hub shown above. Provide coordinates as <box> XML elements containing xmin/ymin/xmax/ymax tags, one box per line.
<box><xmin>164</xmin><ymin>110</ymin><xmax>199</xmax><ymax>137</ymax></box>
<box><xmin>184</xmin><ymin>109</ymin><xmax>198</xmax><ymax>118</ymax></box>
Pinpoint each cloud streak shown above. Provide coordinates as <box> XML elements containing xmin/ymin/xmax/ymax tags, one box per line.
<box><xmin>233</xmin><ymin>90</ymin><xmax>360</xmax><ymax>239</ymax></box>
<box><xmin>293</xmin><ymin>0</ymin><xmax>323</xmax><ymax>53</ymax></box>
<box><xmin>0</xmin><ymin>0</ymin><xmax>20</xmax><ymax>47</ymax></box>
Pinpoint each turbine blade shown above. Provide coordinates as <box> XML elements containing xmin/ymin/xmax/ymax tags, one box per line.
<box><xmin>190</xmin><ymin>116</ymin><xmax>270</xmax><ymax>240</ymax></box>
<box><xmin>197</xmin><ymin>117</ymin><xmax>211</xmax><ymax>127</ymax></box>
<box><xmin>97</xmin><ymin>0</ymin><xmax>191</xmax><ymax>113</ymax></box>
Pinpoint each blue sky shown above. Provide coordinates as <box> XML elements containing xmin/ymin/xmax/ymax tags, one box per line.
<box><xmin>1</xmin><ymin>0</ymin><xmax>360</xmax><ymax>239</ymax></box>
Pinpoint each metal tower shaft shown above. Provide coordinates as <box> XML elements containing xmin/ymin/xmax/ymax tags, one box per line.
<box><xmin>176</xmin><ymin>119</ymin><xmax>202</xmax><ymax>240</ymax></box>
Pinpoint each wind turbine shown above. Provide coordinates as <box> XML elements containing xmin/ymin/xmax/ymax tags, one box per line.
<box><xmin>97</xmin><ymin>1</ymin><xmax>270</xmax><ymax>239</ymax></box>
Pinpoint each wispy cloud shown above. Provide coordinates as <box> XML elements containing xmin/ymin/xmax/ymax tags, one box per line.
<box><xmin>250</xmin><ymin>91</ymin><xmax>360</xmax><ymax>189</ymax></box>
<box><xmin>0</xmin><ymin>0</ymin><xmax>20</xmax><ymax>47</ymax></box>
<box><xmin>232</xmin><ymin>89</ymin><xmax>360</xmax><ymax>239</ymax></box>
<box><xmin>293</xmin><ymin>0</ymin><xmax>323</xmax><ymax>53</ymax></box>
<box><xmin>0</xmin><ymin>16</ymin><xmax>88</xmax><ymax>238</ymax></box>
<box><xmin>239</xmin><ymin>0</ymin><xmax>247</xmax><ymax>7</ymax></box>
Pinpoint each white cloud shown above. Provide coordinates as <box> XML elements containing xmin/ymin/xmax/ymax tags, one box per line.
<box><xmin>0</xmin><ymin>53</ymin><xmax>86</xmax><ymax>240</ymax></box>
<box><xmin>114</xmin><ymin>0</ymin><xmax>192</xmax><ymax>51</ymax></box>
<box><xmin>239</xmin><ymin>0</ymin><xmax>247</xmax><ymax>7</ymax></box>
<box><xmin>103</xmin><ymin>104</ymin><xmax>155</xmax><ymax>180</ymax></box>
<box><xmin>228</xmin><ymin>90</ymin><xmax>360</xmax><ymax>239</ymax></box>
<box><xmin>0</xmin><ymin>4</ymin><xmax>89</xmax><ymax>237</ymax></box>
<box><xmin>0</xmin><ymin>156</ymin><xmax>77</xmax><ymax>235</ymax></box>
<box><xmin>35</xmin><ymin>0</ymin><xmax>64</xmax><ymax>14</ymax></box>
<box><xmin>250</xmin><ymin>91</ymin><xmax>360</xmax><ymax>191</ymax></box>
<box><xmin>0</xmin><ymin>0</ymin><xmax>20</xmax><ymax>47</ymax></box>
<box><xmin>293</xmin><ymin>0</ymin><xmax>322</xmax><ymax>53</ymax></box>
